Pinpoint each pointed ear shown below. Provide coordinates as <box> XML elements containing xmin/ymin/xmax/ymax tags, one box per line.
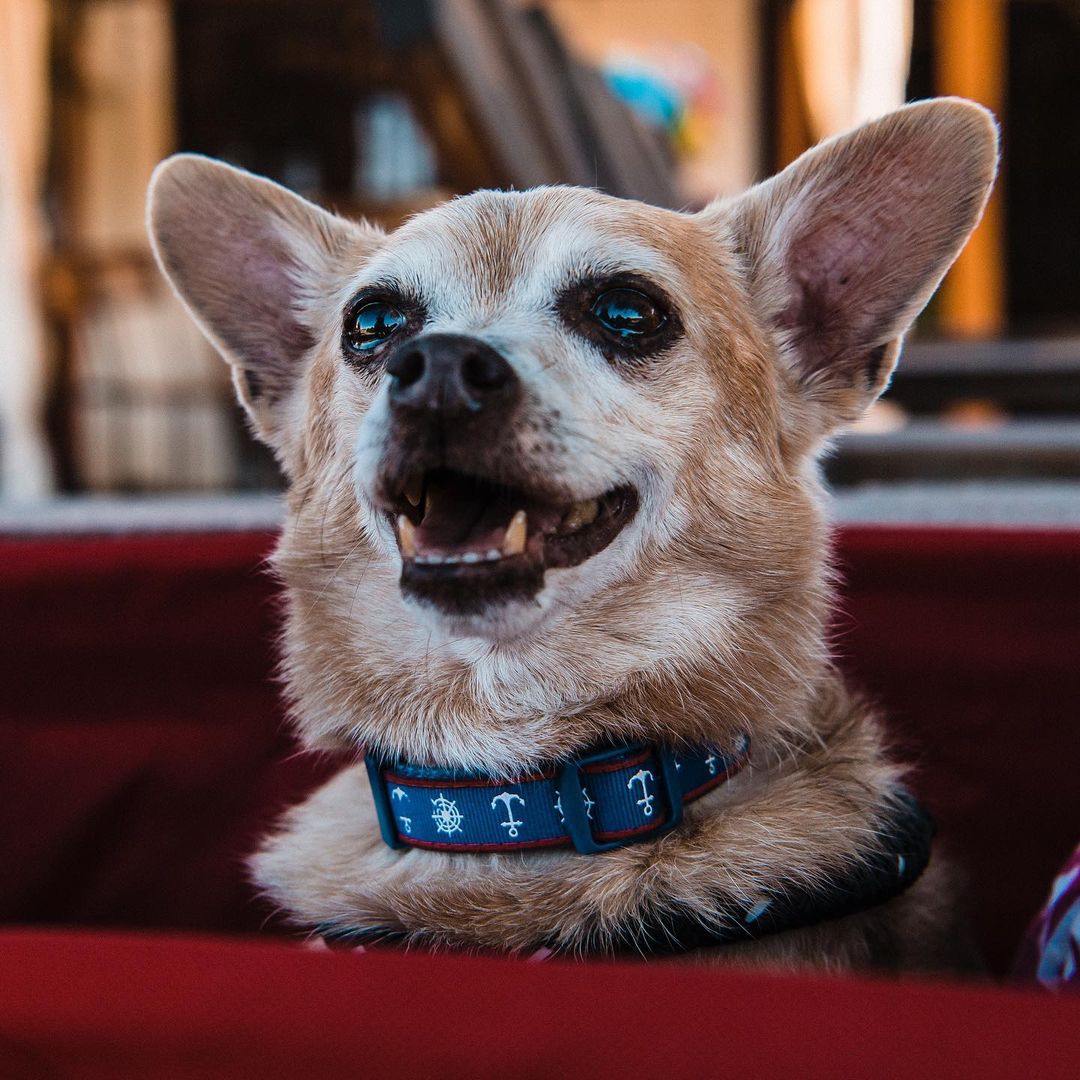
<box><xmin>147</xmin><ymin>154</ymin><xmax>382</xmax><ymax>455</ymax></box>
<box><xmin>721</xmin><ymin>98</ymin><xmax>998</xmax><ymax>433</ymax></box>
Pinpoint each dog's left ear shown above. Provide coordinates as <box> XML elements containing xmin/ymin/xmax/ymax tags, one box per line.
<box><xmin>717</xmin><ymin>98</ymin><xmax>998</xmax><ymax>433</ymax></box>
<box><xmin>147</xmin><ymin>154</ymin><xmax>382</xmax><ymax>463</ymax></box>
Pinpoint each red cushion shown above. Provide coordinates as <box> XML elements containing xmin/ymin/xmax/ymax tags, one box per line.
<box><xmin>1</xmin><ymin>929</ymin><xmax>1078</xmax><ymax>1080</ymax></box>
<box><xmin>833</xmin><ymin>527</ymin><xmax>1080</xmax><ymax>971</ymax></box>
<box><xmin>0</xmin><ymin>532</ymin><xmax>337</xmax><ymax>935</ymax></box>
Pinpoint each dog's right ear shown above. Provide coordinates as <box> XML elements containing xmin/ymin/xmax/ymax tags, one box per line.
<box><xmin>147</xmin><ymin>154</ymin><xmax>382</xmax><ymax>460</ymax></box>
<box><xmin>711</xmin><ymin>98</ymin><xmax>997</xmax><ymax>440</ymax></box>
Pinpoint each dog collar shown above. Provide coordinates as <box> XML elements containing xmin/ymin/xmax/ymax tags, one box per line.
<box><xmin>364</xmin><ymin>734</ymin><xmax>751</xmax><ymax>854</ymax></box>
<box><xmin>324</xmin><ymin>786</ymin><xmax>935</xmax><ymax>955</ymax></box>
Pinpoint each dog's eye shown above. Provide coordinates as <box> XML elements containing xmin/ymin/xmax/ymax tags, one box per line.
<box><xmin>344</xmin><ymin>300</ymin><xmax>405</xmax><ymax>354</ymax></box>
<box><xmin>590</xmin><ymin>288</ymin><xmax>666</xmax><ymax>339</ymax></box>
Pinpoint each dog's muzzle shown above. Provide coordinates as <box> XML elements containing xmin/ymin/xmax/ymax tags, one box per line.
<box><xmin>371</xmin><ymin>333</ymin><xmax>638</xmax><ymax>615</ymax></box>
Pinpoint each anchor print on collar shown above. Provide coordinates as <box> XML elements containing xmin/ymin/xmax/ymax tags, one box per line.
<box><xmin>491</xmin><ymin>791</ymin><xmax>525</xmax><ymax>837</ymax></box>
<box><xmin>628</xmin><ymin>769</ymin><xmax>656</xmax><ymax>817</ymax></box>
<box><xmin>391</xmin><ymin>786</ymin><xmax>411</xmax><ymax>834</ymax></box>
<box><xmin>554</xmin><ymin>786</ymin><xmax>595</xmax><ymax>823</ymax></box>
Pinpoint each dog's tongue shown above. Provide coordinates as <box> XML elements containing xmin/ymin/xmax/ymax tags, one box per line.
<box><xmin>414</xmin><ymin>471</ymin><xmax>563</xmax><ymax>557</ymax></box>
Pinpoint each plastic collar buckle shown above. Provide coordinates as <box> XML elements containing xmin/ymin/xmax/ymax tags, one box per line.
<box><xmin>556</xmin><ymin>744</ymin><xmax>684</xmax><ymax>854</ymax></box>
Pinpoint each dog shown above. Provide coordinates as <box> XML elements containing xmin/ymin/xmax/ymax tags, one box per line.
<box><xmin>148</xmin><ymin>98</ymin><xmax>997</xmax><ymax>971</ymax></box>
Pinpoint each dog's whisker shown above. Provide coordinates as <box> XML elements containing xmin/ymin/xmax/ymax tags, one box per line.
<box><xmin>304</xmin><ymin>534</ymin><xmax>370</xmax><ymax>618</ymax></box>
<box><xmin>317</xmin><ymin>459</ymin><xmax>358</xmax><ymax>563</ymax></box>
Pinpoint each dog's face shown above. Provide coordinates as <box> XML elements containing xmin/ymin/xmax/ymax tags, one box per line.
<box><xmin>149</xmin><ymin>100</ymin><xmax>996</xmax><ymax>768</ymax></box>
<box><xmin>332</xmin><ymin>188</ymin><xmax>782</xmax><ymax>642</ymax></box>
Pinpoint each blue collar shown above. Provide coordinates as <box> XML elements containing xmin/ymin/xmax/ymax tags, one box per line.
<box><xmin>365</xmin><ymin>735</ymin><xmax>752</xmax><ymax>854</ymax></box>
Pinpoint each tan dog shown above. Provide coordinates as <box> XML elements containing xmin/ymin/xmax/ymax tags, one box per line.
<box><xmin>148</xmin><ymin>99</ymin><xmax>997</xmax><ymax>972</ymax></box>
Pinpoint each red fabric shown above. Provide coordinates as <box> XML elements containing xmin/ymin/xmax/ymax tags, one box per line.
<box><xmin>832</xmin><ymin>527</ymin><xmax>1080</xmax><ymax>973</ymax></box>
<box><xmin>1</xmin><ymin>526</ymin><xmax>1079</xmax><ymax>1075</ymax></box>
<box><xmin>0</xmin><ymin>533</ymin><xmax>338</xmax><ymax>934</ymax></box>
<box><xmin>1</xmin><ymin>929</ymin><xmax>1078</xmax><ymax>1080</ymax></box>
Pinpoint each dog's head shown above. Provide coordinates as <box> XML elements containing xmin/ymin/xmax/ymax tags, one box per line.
<box><xmin>149</xmin><ymin>100</ymin><xmax>996</xmax><ymax>768</ymax></box>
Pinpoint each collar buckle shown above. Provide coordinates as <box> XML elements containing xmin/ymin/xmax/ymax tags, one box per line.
<box><xmin>556</xmin><ymin>744</ymin><xmax>684</xmax><ymax>854</ymax></box>
<box><xmin>364</xmin><ymin>754</ymin><xmax>406</xmax><ymax>849</ymax></box>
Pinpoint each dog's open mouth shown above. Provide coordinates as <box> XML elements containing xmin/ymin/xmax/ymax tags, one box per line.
<box><xmin>386</xmin><ymin>469</ymin><xmax>637</xmax><ymax>611</ymax></box>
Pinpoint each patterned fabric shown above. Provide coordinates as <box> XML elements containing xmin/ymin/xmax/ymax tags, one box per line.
<box><xmin>1016</xmin><ymin>843</ymin><xmax>1080</xmax><ymax>991</ymax></box>
<box><xmin>365</xmin><ymin>736</ymin><xmax>751</xmax><ymax>853</ymax></box>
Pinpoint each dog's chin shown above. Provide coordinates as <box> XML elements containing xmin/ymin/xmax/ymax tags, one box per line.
<box><xmin>374</xmin><ymin>467</ymin><xmax>638</xmax><ymax>637</ymax></box>
<box><xmin>403</xmin><ymin>585</ymin><xmax>553</xmax><ymax>644</ymax></box>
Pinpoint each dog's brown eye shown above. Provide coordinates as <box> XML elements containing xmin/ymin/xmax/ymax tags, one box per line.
<box><xmin>344</xmin><ymin>300</ymin><xmax>405</xmax><ymax>354</ymax></box>
<box><xmin>590</xmin><ymin>288</ymin><xmax>666</xmax><ymax>339</ymax></box>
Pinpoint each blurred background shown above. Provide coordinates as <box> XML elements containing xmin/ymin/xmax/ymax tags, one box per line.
<box><xmin>1</xmin><ymin>0</ymin><xmax>1078</xmax><ymax>525</ymax></box>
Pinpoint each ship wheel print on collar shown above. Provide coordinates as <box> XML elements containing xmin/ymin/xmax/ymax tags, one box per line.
<box><xmin>431</xmin><ymin>793</ymin><xmax>464</xmax><ymax>836</ymax></box>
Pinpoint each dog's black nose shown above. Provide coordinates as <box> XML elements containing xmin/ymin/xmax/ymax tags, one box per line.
<box><xmin>386</xmin><ymin>333</ymin><xmax>519</xmax><ymax>418</ymax></box>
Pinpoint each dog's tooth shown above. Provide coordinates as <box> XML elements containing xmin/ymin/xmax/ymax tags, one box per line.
<box><xmin>397</xmin><ymin>515</ymin><xmax>417</xmax><ymax>558</ymax></box>
<box><xmin>502</xmin><ymin>510</ymin><xmax>527</xmax><ymax>557</ymax></box>
<box><xmin>462</xmin><ymin>552</ymin><xmax>482</xmax><ymax>564</ymax></box>
<box><xmin>485</xmin><ymin>549</ymin><xmax>501</xmax><ymax>561</ymax></box>
<box><xmin>443</xmin><ymin>554</ymin><xmax>462</xmax><ymax>565</ymax></box>
<box><xmin>562</xmin><ymin>498</ymin><xmax>599</xmax><ymax>532</ymax></box>
<box><xmin>404</xmin><ymin>476</ymin><xmax>422</xmax><ymax>508</ymax></box>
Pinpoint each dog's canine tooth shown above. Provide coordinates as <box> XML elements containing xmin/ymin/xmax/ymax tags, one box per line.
<box><xmin>404</xmin><ymin>476</ymin><xmax>422</xmax><ymax>508</ymax></box>
<box><xmin>502</xmin><ymin>510</ymin><xmax>527</xmax><ymax>557</ymax></box>
<box><xmin>397</xmin><ymin>515</ymin><xmax>417</xmax><ymax>558</ymax></box>
<box><xmin>562</xmin><ymin>498</ymin><xmax>599</xmax><ymax>532</ymax></box>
